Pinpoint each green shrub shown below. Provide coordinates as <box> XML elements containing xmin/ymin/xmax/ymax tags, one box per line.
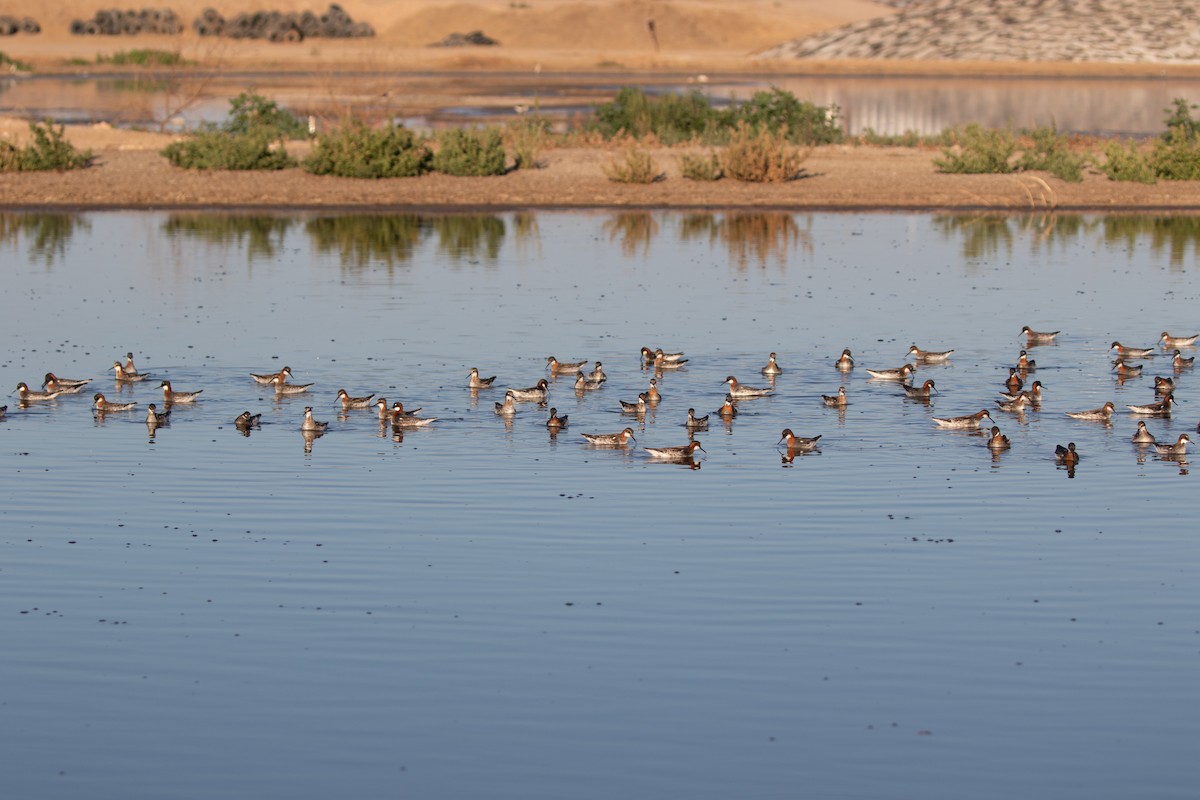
<box><xmin>720</xmin><ymin>122</ymin><xmax>806</xmax><ymax>182</ymax></box>
<box><xmin>934</xmin><ymin>123</ymin><xmax>1015</xmax><ymax>174</ymax></box>
<box><xmin>99</xmin><ymin>49</ymin><xmax>188</xmax><ymax>66</ymax></box>
<box><xmin>727</xmin><ymin>88</ymin><xmax>842</xmax><ymax>145</ymax></box>
<box><xmin>1016</xmin><ymin>124</ymin><xmax>1086</xmax><ymax>182</ymax></box>
<box><xmin>1152</xmin><ymin>125</ymin><xmax>1200</xmax><ymax>180</ymax></box>
<box><xmin>303</xmin><ymin>121</ymin><xmax>432</xmax><ymax>178</ymax></box>
<box><xmin>162</xmin><ymin>129</ymin><xmax>295</xmax><ymax>170</ymax></box>
<box><xmin>0</xmin><ymin>122</ymin><xmax>93</xmax><ymax>172</ymax></box>
<box><xmin>1162</xmin><ymin>97</ymin><xmax>1200</xmax><ymax>139</ymax></box>
<box><xmin>1100</xmin><ymin>141</ymin><xmax>1156</xmax><ymax>183</ymax></box>
<box><xmin>679</xmin><ymin>151</ymin><xmax>722</xmax><ymax>181</ymax></box>
<box><xmin>504</xmin><ymin>117</ymin><xmax>550</xmax><ymax>169</ymax></box>
<box><xmin>432</xmin><ymin>128</ymin><xmax>507</xmax><ymax>176</ymax></box>
<box><xmin>0</xmin><ymin>51</ymin><xmax>32</xmax><ymax>72</ymax></box>
<box><xmin>225</xmin><ymin>91</ymin><xmax>307</xmax><ymax>140</ymax></box>
<box><xmin>602</xmin><ymin>148</ymin><xmax>662</xmax><ymax>183</ymax></box>
<box><xmin>593</xmin><ymin>87</ymin><xmax>715</xmax><ymax>143</ymax></box>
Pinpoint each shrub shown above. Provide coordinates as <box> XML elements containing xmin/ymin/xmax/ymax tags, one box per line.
<box><xmin>934</xmin><ymin>124</ymin><xmax>1015</xmax><ymax>174</ymax></box>
<box><xmin>1152</xmin><ymin>125</ymin><xmax>1200</xmax><ymax>180</ymax></box>
<box><xmin>303</xmin><ymin>121</ymin><xmax>432</xmax><ymax>178</ymax></box>
<box><xmin>602</xmin><ymin>147</ymin><xmax>662</xmax><ymax>183</ymax></box>
<box><xmin>504</xmin><ymin>117</ymin><xmax>550</xmax><ymax>169</ymax></box>
<box><xmin>679</xmin><ymin>151</ymin><xmax>722</xmax><ymax>181</ymax></box>
<box><xmin>432</xmin><ymin>128</ymin><xmax>507</xmax><ymax>176</ymax></box>
<box><xmin>0</xmin><ymin>51</ymin><xmax>32</xmax><ymax>72</ymax></box>
<box><xmin>1099</xmin><ymin>141</ymin><xmax>1156</xmax><ymax>183</ymax></box>
<box><xmin>0</xmin><ymin>121</ymin><xmax>93</xmax><ymax>172</ymax></box>
<box><xmin>162</xmin><ymin>129</ymin><xmax>295</xmax><ymax>170</ymax></box>
<box><xmin>98</xmin><ymin>49</ymin><xmax>188</xmax><ymax>66</ymax></box>
<box><xmin>593</xmin><ymin>87</ymin><xmax>715</xmax><ymax>143</ymax></box>
<box><xmin>225</xmin><ymin>91</ymin><xmax>308</xmax><ymax>139</ymax></box>
<box><xmin>1016</xmin><ymin>124</ymin><xmax>1086</xmax><ymax>182</ymax></box>
<box><xmin>727</xmin><ymin>88</ymin><xmax>843</xmax><ymax>145</ymax></box>
<box><xmin>720</xmin><ymin>123</ymin><xmax>807</xmax><ymax>183</ymax></box>
<box><xmin>1162</xmin><ymin>97</ymin><xmax>1200</xmax><ymax>139</ymax></box>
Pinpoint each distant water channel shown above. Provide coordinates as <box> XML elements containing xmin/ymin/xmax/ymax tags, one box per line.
<box><xmin>2</xmin><ymin>210</ymin><xmax>1198</xmax><ymax>799</ymax></box>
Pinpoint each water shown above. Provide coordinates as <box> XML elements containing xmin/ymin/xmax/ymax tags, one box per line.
<box><xmin>1</xmin><ymin>210</ymin><xmax>1197</xmax><ymax>799</ymax></box>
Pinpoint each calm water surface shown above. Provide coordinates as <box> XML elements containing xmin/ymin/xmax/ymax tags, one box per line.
<box><xmin>1</xmin><ymin>211</ymin><xmax>1197</xmax><ymax>799</ymax></box>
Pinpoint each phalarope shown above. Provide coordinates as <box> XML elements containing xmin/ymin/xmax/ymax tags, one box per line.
<box><xmin>251</xmin><ymin>366</ymin><xmax>292</xmax><ymax>385</ymax></box>
<box><xmin>987</xmin><ymin>426</ymin><xmax>1011</xmax><ymax>450</ymax></box>
<box><xmin>508</xmin><ymin>378</ymin><xmax>549</xmax><ymax>402</ymax></box>
<box><xmin>390</xmin><ymin>401</ymin><xmax>423</xmax><ymax>418</ymax></box>
<box><xmin>1160</xmin><ymin>331</ymin><xmax>1198</xmax><ymax>348</ymax></box>
<box><xmin>15</xmin><ymin>382</ymin><xmax>63</xmax><ymax>402</ymax></box>
<box><xmin>468</xmin><ymin>368</ymin><xmax>496</xmax><ymax>388</ymax></box>
<box><xmin>619</xmin><ymin>393</ymin><xmax>650</xmax><ymax>414</ymax></box>
<box><xmin>902</xmin><ymin>379</ymin><xmax>937</xmax><ymax>399</ymax></box>
<box><xmin>1055</xmin><ymin>442</ymin><xmax>1079</xmax><ymax>465</ymax></box>
<box><xmin>589</xmin><ymin>362</ymin><xmax>608</xmax><ymax>382</ymax></box>
<box><xmin>835</xmin><ymin>348</ymin><xmax>855</xmax><ymax>370</ymax></box>
<box><xmin>778</xmin><ymin>429</ymin><xmax>821</xmax><ymax>451</ymax></box>
<box><xmin>42</xmin><ymin>372</ymin><xmax>91</xmax><ymax>390</ymax></box>
<box><xmin>685</xmin><ymin>408</ymin><xmax>709</xmax><ymax>429</ymax></box>
<box><xmin>1154</xmin><ymin>376</ymin><xmax>1175</xmax><ymax>395</ymax></box>
<box><xmin>337</xmin><ymin>389</ymin><xmax>375</xmax><ymax>409</ymax></box>
<box><xmin>113</xmin><ymin>361</ymin><xmax>150</xmax><ymax>382</ymax></box>
<box><xmin>1004</xmin><ymin>368</ymin><xmax>1023</xmax><ymax>394</ymax></box>
<box><xmin>1127</xmin><ymin>395</ymin><xmax>1174</xmax><ymax>416</ymax></box>
<box><xmin>235</xmin><ymin>411</ymin><xmax>262</xmax><ymax>429</ymax></box>
<box><xmin>724</xmin><ymin>375</ymin><xmax>772</xmax><ymax>398</ymax></box>
<box><xmin>906</xmin><ymin>345</ymin><xmax>954</xmax><ymax>363</ymax></box>
<box><xmin>546</xmin><ymin>407</ymin><xmax>568</xmax><ymax>428</ymax></box>
<box><xmin>1113</xmin><ymin>359</ymin><xmax>1143</xmax><ymax>376</ymax></box>
<box><xmin>1131</xmin><ymin>421</ymin><xmax>1157</xmax><ymax>444</ymax></box>
<box><xmin>494</xmin><ymin>390</ymin><xmax>518</xmax><ymax>416</ymax></box>
<box><xmin>1021</xmin><ymin>326</ymin><xmax>1059</xmax><ymax>344</ymax></box>
<box><xmin>574</xmin><ymin>370</ymin><xmax>604</xmax><ymax>391</ymax></box>
<box><xmin>822</xmin><ymin>386</ymin><xmax>848</xmax><ymax>407</ymax></box>
<box><xmin>301</xmin><ymin>406</ymin><xmax>328</xmax><ymax>432</ymax></box>
<box><xmin>652</xmin><ymin>349</ymin><xmax>687</xmax><ymax>369</ymax></box>
<box><xmin>1066</xmin><ymin>401</ymin><xmax>1116</xmax><ymax>421</ymax></box>
<box><xmin>391</xmin><ymin>405</ymin><xmax>436</xmax><ymax>427</ymax></box>
<box><xmin>865</xmin><ymin>364</ymin><xmax>914</xmax><ymax>381</ymax></box>
<box><xmin>995</xmin><ymin>393</ymin><xmax>1032</xmax><ymax>413</ymax></box>
<box><xmin>646</xmin><ymin>378</ymin><xmax>662</xmax><ymax>403</ymax></box>
<box><xmin>0</xmin><ymin>405</ymin><xmax>6</xmax><ymax>418</ymax></box>
<box><xmin>1000</xmin><ymin>380</ymin><xmax>1044</xmax><ymax>404</ymax></box>
<box><xmin>1154</xmin><ymin>433</ymin><xmax>1192</xmax><ymax>457</ymax></box>
<box><xmin>271</xmin><ymin>375</ymin><xmax>313</xmax><ymax>395</ymax></box>
<box><xmin>1016</xmin><ymin>350</ymin><xmax>1036</xmax><ymax>370</ymax></box>
<box><xmin>159</xmin><ymin>380</ymin><xmax>202</xmax><ymax>403</ymax></box>
<box><xmin>642</xmin><ymin>347</ymin><xmax>686</xmax><ymax>365</ymax></box>
<box><xmin>1111</xmin><ymin>341</ymin><xmax>1154</xmax><ymax>358</ymax></box>
<box><xmin>716</xmin><ymin>395</ymin><xmax>738</xmax><ymax>419</ymax></box>
<box><xmin>581</xmin><ymin>427</ymin><xmax>637</xmax><ymax>446</ymax></box>
<box><xmin>761</xmin><ymin>352</ymin><xmax>783</xmax><ymax>374</ymax></box>
<box><xmin>547</xmin><ymin>356</ymin><xmax>587</xmax><ymax>373</ymax></box>
<box><xmin>122</xmin><ymin>352</ymin><xmax>140</xmax><ymax>375</ymax></box>
<box><xmin>146</xmin><ymin>403</ymin><xmax>171</xmax><ymax>425</ymax></box>
<box><xmin>645</xmin><ymin>440</ymin><xmax>705</xmax><ymax>461</ymax></box>
<box><xmin>92</xmin><ymin>392</ymin><xmax>136</xmax><ymax>412</ymax></box>
<box><xmin>1173</xmin><ymin>349</ymin><xmax>1195</xmax><ymax>369</ymax></box>
<box><xmin>932</xmin><ymin>409</ymin><xmax>992</xmax><ymax>429</ymax></box>
<box><xmin>374</xmin><ymin>398</ymin><xmax>391</xmax><ymax>420</ymax></box>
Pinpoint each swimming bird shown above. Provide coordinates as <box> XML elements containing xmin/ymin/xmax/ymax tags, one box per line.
<box><xmin>251</xmin><ymin>366</ymin><xmax>292</xmax><ymax>385</ymax></box>
<box><xmin>1131</xmin><ymin>421</ymin><xmax>1157</xmax><ymax>444</ymax></box>
<box><xmin>1127</xmin><ymin>395</ymin><xmax>1174</xmax><ymax>416</ymax></box>
<box><xmin>547</xmin><ymin>356</ymin><xmax>587</xmax><ymax>373</ymax></box>
<box><xmin>1160</xmin><ymin>331</ymin><xmax>1198</xmax><ymax>348</ymax></box>
<box><xmin>716</xmin><ymin>395</ymin><xmax>738</xmax><ymax>419</ymax></box>
<box><xmin>1111</xmin><ymin>341</ymin><xmax>1154</xmax><ymax>358</ymax></box>
<box><xmin>822</xmin><ymin>386</ymin><xmax>848</xmax><ymax>407</ymax></box>
<box><xmin>1016</xmin><ymin>350</ymin><xmax>1036</xmax><ymax>370</ymax></box>
<box><xmin>42</xmin><ymin>372</ymin><xmax>91</xmax><ymax>391</ymax></box>
<box><xmin>987</xmin><ymin>426</ymin><xmax>1011</xmax><ymax>450</ymax></box>
<box><xmin>588</xmin><ymin>362</ymin><xmax>608</xmax><ymax>382</ymax></box>
<box><xmin>235</xmin><ymin>411</ymin><xmax>262</xmax><ymax>430</ymax></box>
<box><xmin>865</xmin><ymin>364</ymin><xmax>914</xmax><ymax>381</ymax></box>
<box><xmin>468</xmin><ymin>367</ymin><xmax>496</xmax><ymax>388</ymax></box>
<box><xmin>906</xmin><ymin>344</ymin><xmax>954</xmax><ymax>363</ymax></box>
<box><xmin>1154</xmin><ymin>433</ymin><xmax>1192</xmax><ymax>457</ymax></box>
<box><xmin>778</xmin><ymin>429</ymin><xmax>821</xmax><ymax>451</ymax></box>
<box><xmin>122</xmin><ymin>352</ymin><xmax>140</xmax><ymax>376</ymax></box>
<box><xmin>902</xmin><ymin>379</ymin><xmax>937</xmax><ymax>399</ymax></box>
<box><xmin>651</xmin><ymin>349</ymin><xmax>687</xmax><ymax>369</ymax></box>
<box><xmin>271</xmin><ymin>375</ymin><xmax>313</xmax><ymax>396</ymax></box>
<box><xmin>146</xmin><ymin>403</ymin><xmax>171</xmax><ymax>425</ymax></box>
<box><xmin>390</xmin><ymin>401</ymin><xmax>423</xmax><ymax>418</ymax></box>
<box><xmin>1113</xmin><ymin>359</ymin><xmax>1143</xmax><ymax>377</ymax></box>
<box><xmin>835</xmin><ymin>348</ymin><xmax>855</xmax><ymax>370</ymax></box>
<box><xmin>113</xmin><ymin>361</ymin><xmax>150</xmax><ymax>382</ymax></box>
<box><xmin>1021</xmin><ymin>326</ymin><xmax>1059</xmax><ymax>344</ymax></box>
<box><xmin>761</xmin><ymin>352</ymin><xmax>783</xmax><ymax>374</ymax></box>
<box><xmin>1055</xmin><ymin>442</ymin><xmax>1079</xmax><ymax>466</ymax></box>
<box><xmin>336</xmin><ymin>389</ymin><xmax>375</xmax><ymax>409</ymax></box>
<box><xmin>1154</xmin><ymin>376</ymin><xmax>1175</xmax><ymax>395</ymax></box>
<box><xmin>1000</xmin><ymin>380</ymin><xmax>1044</xmax><ymax>405</ymax></box>
<box><xmin>685</xmin><ymin>408</ymin><xmax>709</xmax><ymax>430</ymax></box>
<box><xmin>995</xmin><ymin>393</ymin><xmax>1032</xmax><ymax>413</ymax></box>
<box><xmin>494</xmin><ymin>390</ymin><xmax>517</xmax><ymax>416</ymax></box>
<box><xmin>931</xmin><ymin>409</ymin><xmax>992</xmax><ymax>429</ymax></box>
<box><xmin>508</xmin><ymin>379</ymin><xmax>549</xmax><ymax>402</ymax></box>
<box><xmin>0</xmin><ymin>405</ymin><xmax>6</xmax><ymax>418</ymax></box>
<box><xmin>645</xmin><ymin>440</ymin><xmax>705</xmax><ymax>461</ymax></box>
<box><xmin>92</xmin><ymin>392</ymin><xmax>135</xmax><ymax>412</ymax></box>
<box><xmin>300</xmin><ymin>406</ymin><xmax>328</xmax><ymax>432</ymax></box>
<box><xmin>15</xmin><ymin>382</ymin><xmax>63</xmax><ymax>402</ymax></box>
<box><xmin>1173</xmin><ymin>349</ymin><xmax>1195</xmax><ymax>369</ymax></box>
<box><xmin>581</xmin><ymin>428</ymin><xmax>637</xmax><ymax>446</ymax></box>
<box><xmin>642</xmin><ymin>347</ymin><xmax>686</xmax><ymax>365</ymax></box>
<box><xmin>574</xmin><ymin>370</ymin><xmax>604</xmax><ymax>391</ymax></box>
<box><xmin>374</xmin><ymin>398</ymin><xmax>391</xmax><ymax>421</ymax></box>
<box><xmin>545</xmin><ymin>407</ymin><xmax>568</xmax><ymax>429</ymax></box>
<box><xmin>1004</xmin><ymin>368</ymin><xmax>1024</xmax><ymax>394</ymax></box>
<box><xmin>619</xmin><ymin>393</ymin><xmax>649</xmax><ymax>414</ymax></box>
<box><xmin>724</xmin><ymin>375</ymin><xmax>772</xmax><ymax>398</ymax></box>
<box><xmin>159</xmin><ymin>380</ymin><xmax>202</xmax><ymax>403</ymax></box>
<box><xmin>1066</xmin><ymin>401</ymin><xmax>1116</xmax><ymax>420</ymax></box>
<box><xmin>391</xmin><ymin>406</ymin><xmax>437</xmax><ymax>427</ymax></box>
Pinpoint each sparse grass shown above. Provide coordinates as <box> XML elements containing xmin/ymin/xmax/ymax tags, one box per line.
<box><xmin>432</xmin><ymin>127</ymin><xmax>507</xmax><ymax>176</ymax></box>
<box><xmin>720</xmin><ymin>123</ymin><xmax>807</xmax><ymax>183</ymax></box>
<box><xmin>0</xmin><ymin>122</ymin><xmax>93</xmax><ymax>172</ymax></box>
<box><xmin>602</xmin><ymin>147</ymin><xmax>662</xmax><ymax>183</ymax></box>
<box><xmin>98</xmin><ymin>49</ymin><xmax>189</xmax><ymax>67</ymax></box>
<box><xmin>1100</xmin><ymin>140</ymin><xmax>1156</xmax><ymax>183</ymax></box>
<box><xmin>853</xmin><ymin>128</ymin><xmax>950</xmax><ymax>147</ymax></box>
<box><xmin>161</xmin><ymin>129</ymin><xmax>295</xmax><ymax>170</ymax></box>
<box><xmin>1015</xmin><ymin>124</ymin><xmax>1087</xmax><ymax>182</ymax></box>
<box><xmin>0</xmin><ymin>51</ymin><xmax>32</xmax><ymax>72</ymax></box>
<box><xmin>679</xmin><ymin>151</ymin><xmax>722</xmax><ymax>181</ymax></box>
<box><xmin>934</xmin><ymin>123</ymin><xmax>1016</xmax><ymax>174</ymax></box>
<box><xmin>1151</xmin><ymin>125</ymin><xmax>1200</xmax><ymax>180</ymax></box>
<box><xmin>303</xmin><ymin>121</ymin><xmax>432</xmax><ymax>178</ymax></box>
<box><xmin>504</xmin><ymin>117</ymin><xmax>550</xmax><ymax>169</ymax></box>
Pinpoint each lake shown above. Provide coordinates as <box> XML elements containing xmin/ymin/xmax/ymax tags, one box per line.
<box><xmin>1</xmin><ymin>210</ymin><xmax>1197</xmax><ymax>799</ymax></box>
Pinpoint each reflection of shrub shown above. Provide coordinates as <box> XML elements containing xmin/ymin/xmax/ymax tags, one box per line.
<box><xmin>432</xmin><ymin>128</ymin><xmax>507</xmax><ymax>176</ymax></box>
<box><xmin>934</xmin><ymin>124</ymin><xmax>1015</xmax><ymax>174</ymax></box>
<box><xmin>0</xmin><ymin>121</ymin><xmax>93</xmax><ymax>172</ymax></box>
<box><xmin>679</xmin><ymin>152</ymin><xmax>722</xmax><ymax>181</ymax></box>
<box><xmin>225</xmin><ymin>91</ymin><xmax>308</xmax><ymax>139</ymax></box>
<box><xmin>603</xmin><ymin>148</ymin><xmax>662</xmax><ymax>183</ymax></box>
<box><xmin>1016</xmin><ymin>125</ymin><xmax>1087</xmax><ymax>182</ymax></box>
<box><xmin>720</xmin><ymin>123</ymin><xmax>806</xmax><ymax>183</ymax></box>
<box><xmin>162</xmin><ymin>129</ymin><xmax>295</xmax><ymax>170</ymax></box>
<box><xmin>303</xmin><ymin>122</ymin><xmax>432</xmax><ymax>178</ymax></box>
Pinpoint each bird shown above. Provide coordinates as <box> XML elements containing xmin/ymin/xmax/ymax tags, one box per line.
<box><xmin>642</xmin><ymin>347</ymin><xmax>686</xmax><ymax>366</ymax></box>
<box><xmin>645</xmin><ymin>440</ymin><xmax>706</xmax><ymax>461</ymax></box>
<box><xmin>545</xmin><ymin>407</ymin><xmax>568</xmax><ymax>429</ymax></box>
<box><xmin>389</xmin><ymin>401</ymin><xmax>423</xmax><ymax>418</ymax></box>
<box><xmin>902</xmin><ymin>379</ymin><xmax>937</xmax><ymax>399</ymax></box>
<box><xmin>1004</xmin><ymin>368</ymin><xmax>1024</xmax><ymax>394</ymax></box>
<box><xmin>300</xmin><ymin>406</ymin><xmax>328</xmax><ymax>432</ymax></box>
<box><xmin>1000</xmin><ymin>380</ymin><xmax>1044</xmax><ymax>405</ymax></box>
<box><xmin>651</xmin><ymin>349</ymin><xmax>687</xmax><ymax>369</ymax></box>
<box><xmin>987</xmin><ymin>426</ymin><xmax>1011</xmax><ymax>450</ymax></box>
<box><xmin>374</xmin><ymin>398</ymin><xmax>391</xmax><ymax>421</ymax></box>
<box><xmin>235</xmin><ymin>411</ymin><xmax>262</xmax><ymax>430</ymax></box>
<box><xmin>390</xmin><ymin>406</ymin><xmax>436</xmax><ymax>427</ymax></box>
<box><xmin>1173</xmin><ymin>350</ymin><xmax>1195</xmax><ymax>369</ymax></box>
<box><xmin>1113</xmin><ymin>359</ymin><xmax>1143</xmax><ymax>377</ymax></box>
<box><xmin>41</xmin><ymin>372</ymin><xmax>90</xmax><ymax>392</ymax></box>
<box><xmin>15</xmin><ymin>382</ymin><xmax>63</xmax><ymax>402</ymax></box>
<box><xmin>646</xmin><ymin>378</ymin><xmax>662</xmax><ymax>403</ymax></box>
<box><xmin>1154</xmin><ymin>376</ymin><xmax>1175</xmax><ymax>395</ymax></box>
<box><xmin>761</xmin><ymin>352</ymin><xmax>783</xmax><ymax>375</ymax></box>
<box><xmin>113</xmin><ymin>361</ymin><xmax>150</xmax><ymax>382</ymax></box>
<box><xmin>92</xmin><ymin>392</ymin><xmax>135</xmax><ymax>412</ymax></box>
<box><xmin>1127</xmin><ymin>396</ymin><xmax>1174</xmax><ymax>416</ymax></box>
<box><xmin>724</xmin><ymin>375</ymin><xmax>772</xmax><ymax>398</ymax></box>
<box><xmin>1021</xmin><ymin>326</ymin><xmax>1059</xmax><ymax>344</ymax></box>
<box><xmin>573</xmin><ymin>370</ymin><xmax>604</xmax><ymax>391</ymax></box>
<box><xmin>835</xmin><ymin>348</ymin><xmax>855</xmax><ymax>370</ymax></box>
<box><xmin>122</xmin><ymin>352</ymin><xmax>140</xmax><ymax>375</ymax></box>
<box><xmin>494</xmin><ymin>390</ymin><xmax>517</xmax><ymax>416</ymax></box>
<box><xmin>1066</xmin><ymin>402</ymin><xmax>1115</xmax><ymax>421</ymax></box>
<box><xmin>932</xmin><ymin>410</ymin><xmax>992</xmax><ymax>429</ymax></box>
<box><xmin>1154</xmin><ymin>433</ymin><xmax>1192</xmax><ymax>458</ymax></box>
<box><xmin>715</xmin><ymin>395</ymin><xmax>738</xmax><ymax>419</ymax></box>
<box><xmin>865</xmin><ymin>364</ymin><xmax>914</xmax><ymax>381</ymax></box>
<box><xmin>271</xmin><ymin>375</ymin><xmax>313</xmax><ymax>395</ymax></box>
<box><xmin>580</xmin><ymin>428</ymin><xmax>636</xmax><ymax>446</ymax></box>
<box><xmin>1016</xmin><ymin>350</ymin><xmax>1036</xmax><ymax>370</ymax></box>
<box><xmin>160</xmin><ymin>380</ymin><xmax>203</xmax><ymax>403</ymax></box>
<box><xmin>906</xmin><ymin>344</ymin><xmax>954</xmax><ymax>363</ymax></box>
<box><xmin>588</xmin><ymin>362</ymin><xmax>608</xmax><ymax>382</ymax></box>
<box><xmin>778</xmin><ymin>429</ymin><xmax>821</xmax><ymax>451</ymax></box>
<box><xmin>251</xmin><ymin>366</ymin><xmax>292</xmax><ymax>384</ymax></box>
<box><xmin>1111</xmin><ymin>341</ymin><xmax>1154</xmax><ymax>358</ymax></box>
<box><xmin>619</xmin><ymin>393</ymin><xmax>649</xmax><ymax>414</ymax></box>
<box><xmin>145</xmin><ymin>403</ymin><xmax>171</xmax><ymax>425</ymax></box>
<box><xmin>685</xmin><ymin>408</ymin><xmax>709</xmax><ymax>430</ymax></box>
<box><xmin>508</xmin><ymin>379</ymin><xmax>549</xmax><ymax>402</ymax></box>
<box><xmin>547</xmin><ymin>356</ymin><xmax>587</xmax><ymax>373</ymax></box>
<box><xmin>822</xmin><ymin>387</ymin><xmax>848</xmax><ymax>407</ymax></box>
<box><xmin>468</xmin><ymin>367</ymin><xmax>496</xmax><ymax>388</ymax></box>
<box><xmin>1055</xmin><ymin>442</ymin><xmax>1079</xmax><ymax>466</ymax></box>
<box><xmin>336</xmin><ymin>389</ymin><xmax>375</xmax><ymax>409</ymax></box>
<box><xmin>1131</xmin><ymin>421</ymin><xmax>1157</xmax><ymax>444</ymax></box>
<box><xmin>995</xmin><ymin>393</ymin><xmax>1032</xmax><ymax>413</ymax></box>
<box><xmin>1160</xmin><ymin>332</ymin><xmax>1199</xmax><ymax>348</ymax></box>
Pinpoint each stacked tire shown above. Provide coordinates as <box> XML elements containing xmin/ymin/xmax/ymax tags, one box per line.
<box><xmin>70</xmin><ymin>8</ymin><xmax>183</xmax><ymax>36</ymax></box>
<box><xmin>0</xmin><ymin>15</ymin><xmax>40</xmax><ymax>35</ymax></box>
<box><xmin>192</xmin><ymin>4</ymin><xmax>374</xmax><ymax>42</ymax></box>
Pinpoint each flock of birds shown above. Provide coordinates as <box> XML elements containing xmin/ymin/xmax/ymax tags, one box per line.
<box><xmin>6</xmin><ymin>329</ymin><xmax>1199</xmax><ymax>468</ymax></box>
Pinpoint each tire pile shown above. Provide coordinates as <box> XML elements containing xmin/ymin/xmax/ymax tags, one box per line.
<box><xmin>69</xmin><ymin>8</ymin><xmax>183</xmax><ymax>35</ymax></box>
<box><xmin>0</xmin><ymin>16</ymin><xmax>40</xmax><ymax>35</ymax></box>
<box><xmin>192</xmin><ymin>4</ymin><xmax>374</xmax><ymax>42</ymax></box>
